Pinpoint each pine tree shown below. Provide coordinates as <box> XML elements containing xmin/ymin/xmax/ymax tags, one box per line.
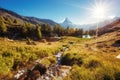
<box><xmin>89</xmin><ymin>29</ymin><xmax>96</xmax><ymax>36</ymax></box>
<box><xmin>36</xmin><ymin>25</ymin><xmax>42</xmax><ymax>40</ymax></box>
<box><xmin>0</xmin><ymin>16</ymin><xmax>5</xmax><ymax>22</ymax></box>
<box><xmin>0</xmin><ymin>21</ymin><xmax>7</xmax><ymax>33</ymax></box>
<box><xmin>7</xmin><ymin>17</ymin><xmax>12</xmax><ymax>25</ymax></box>
<box><xmin>53</xmin><ymin>24</ymin><xmax>64</xmax><ymax>36</ymax></box>
<box><xmin>22</xmin><ymin>24</ymin><xmax>28</xmax><ymax>33</ymax></box>
<box><xmin>13</xmin><ymin>19</ymin><xmax>18</xmax><ymax>24</ymax></box>
<box><xmin>40</xmin><ymin>23</ymin><xmax>52</xmax><ymax>36</ymax></box>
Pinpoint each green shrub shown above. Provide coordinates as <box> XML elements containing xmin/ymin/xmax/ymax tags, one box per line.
<box><xmin>67</xmin><ymin>65</ymin><xmax>96</xmax><ymax>80</ymax></box>
<box><xmin>69</xmin><ymin>65</ymin><xmax>81</xmax><ymax>80</ymax></box>
<box><xmin>114</xmin><ymin>72</ymin><xmax>120</xmax><ymax>80</ymax></box>
<box><xmin>2</xmin><ymin>51</ymin><xmax>14</xmax><ymax>57</ymax></box>
<box><xmin>41</xmin><ymin>59</ymin><xmax>51</xmax><ymax>67</ymax></box>
<box><xmin>48</xmin><ymin>56</ymin><xmax>56</xmax><ymax>64</ymax></box>
<box><xmin>61</xmin><ymin>53</ymin><xmax>83</xmax><ymax>66</ymax></box>
<box><xmin>0</xmin><ymin>56</ymin><xmax>11</xmax><ymax>75</ymax></box>
<box><xmin>12</xmin><ymin>59</ymin><xmax>21</xmax><ymax>70</ymax></box>
<box><xmin>85</xmin><ymin>59</ymin><xmax>102</xmax><ymax>69</ymax></box>
<box><xmin>29</xmin><ymin>53</ymin><xmax>37</xmax><ymax>61</ymax></box>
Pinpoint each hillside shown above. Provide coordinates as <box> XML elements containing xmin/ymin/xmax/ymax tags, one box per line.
<box><xmin>1</xmin><ymin>0</ymin><xmax>120</xmax><ymax>80</ymax></box>
<box><xmin>98</xmin><ymin>18</ymin><xmax>120</xmax><ymax>35</ymax></box>
<box><xmin>89</xmin><ymin>30</ymin><xmax>120</xmax><ymax>52</ymax></box>
<box><xmin>87</xmin><ymin>19</ymin><xmax>120</xmax><ymax>54</ymax></box>
<box><xmin>0</xmin><ymin>7</ymin><xmax>86</xmax><ymax>40</ymax></box>
<box><xmin>0</xmin><ymin>21</ymin><xmax>120</xmax><ymax>80</ymax></box>
<box><xmin>0</xmin><ymin>7</ymin><xmax>57</xmax><ymax>25</ymax></box>
<box><xmin>59</xmin><ymin>17</ymin><xmax>119</xmax><ymax>30</ymax></box>
<box><xmin>61</xmin><ymin>21</ymin><xmax>120</xmax><ymax>80</ymax></box>
<box><xmin>0</xmin><ymin>8</ymin><xmax>66</xmax><ymax>40</ymax></box>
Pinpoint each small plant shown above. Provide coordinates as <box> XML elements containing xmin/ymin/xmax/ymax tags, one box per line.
<box><xmin>114</xmin><ymin>72</ymin><xmax>120</xmax><ymax>80</ymax></box>
<box><xmin>61</xmin><ymin>53</ymin><xmax>83</xmax><ymax>66</ymax></box>
<box><xmin>12</xmin><ymin>59</ymin><xmax>21</xmax><ymax>70</ymax></box>
<box><xmin>26</xmin><ymin>37</ymin><xmax>32</xmax><ymax>45</ymax></box>
<box><xmin>47</xmin><ymin>42</ymin><xmax>52</xmax><ymax>45</ymax></box>
<box><xmin>40</xmin><ymin>39</ymin><xmax>47</xmax><ymax>43</ymax></box>
<box><xmin>85</xmin><ymin>59</ymin><xmax>101</xmax><ymax>69</ymax></box>
<box><xmin>2</xmin><ymin>51</ymin><xmax>13</xmax><ymax>57</ymax></box>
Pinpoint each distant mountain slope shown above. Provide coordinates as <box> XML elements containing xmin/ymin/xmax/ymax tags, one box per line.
<box><xmin>87</xmin><ymin>18</ymin><xmax>120</xmax><ymax>54</ymax></box>
<box><xmin>88</xmin><ymin>25</ymin><xmax>120</xmax><ymax>54</ymax></box>
<box><xmin>0</xmin><ymin>7</ymin><xmax>57</xmax><ymax>25</ymax></box>
<box><xmin>59</xmin><ymin>17</ymin><xmax>119</xmax><ymax>30</ymax></box>
<box><xmin>98</xmin><ymin>18</ymin><xmax>120</xmax><ymax>35</ymax></box>
<box><xmin>26</xmin><ymin>17</ymin><xmax>57</xmax><ymax>25</ymax></box>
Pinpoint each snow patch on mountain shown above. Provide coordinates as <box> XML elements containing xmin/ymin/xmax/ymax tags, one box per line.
<box><xmin>59</xmin><ymin>17</ymin><xmax>77</xmax><ymax>28</ymax></box>
<box><xmin>59</xmin><ymin>17</ymin><xmax>119</xmax><ymax>30</ymax></box>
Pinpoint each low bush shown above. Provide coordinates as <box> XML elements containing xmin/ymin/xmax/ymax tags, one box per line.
<box><xmin>85</xmin><ymin>59</ymin><xmax>102</xmax><ymax>69</ymax></box>
<box><xmin>61</xmin><ymin>53</ymin><xmax>83</xmax><ymax>66</ymax></box>
<box><xmin>40</xmin><ymin>39</ymin><xmax>47</xmax><ymax>43</ymax></box>
<box><xmin>114</xmin><ymin>72</ymin><xmax>120</xmax><ymax>80</ymax></box>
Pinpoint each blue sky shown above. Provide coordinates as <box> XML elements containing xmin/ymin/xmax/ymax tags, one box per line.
<box><xmin>0</xmin><ymin>0</ymin><xmax>120</xmax><ymax>24</ymax></box>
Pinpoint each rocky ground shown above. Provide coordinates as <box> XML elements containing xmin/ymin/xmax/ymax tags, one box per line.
<box><xmin>14</xmin><ymin>47</ymin><xmax>72</xmax><ymax>80</ymax></box>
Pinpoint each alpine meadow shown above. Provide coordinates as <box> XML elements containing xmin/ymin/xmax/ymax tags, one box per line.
<box><xmin>0</xmin><ymin>0</ymin><xmax>120</xmax><ymax>80</ymax></box>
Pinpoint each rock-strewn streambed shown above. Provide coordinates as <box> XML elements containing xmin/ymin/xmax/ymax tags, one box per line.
<box><xmin>14</xmin><ymin>47</ymin><xmax>71</xmax><ymax>80</ymax></box>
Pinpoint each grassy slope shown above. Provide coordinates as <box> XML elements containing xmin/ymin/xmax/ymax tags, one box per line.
<box><xmin>0</xmin><ymin>38</ymin><xmax>62</xmax><ymax>79</ymax></box>
<box><xmin>0</xmin><ymin>35</ymin><xmax>120</xmax><ymax>80</ymax></box>
<box><xmin>62</xmin><ymin>35</ymin><xmax>120</xmax><ymax>80</ymax></box>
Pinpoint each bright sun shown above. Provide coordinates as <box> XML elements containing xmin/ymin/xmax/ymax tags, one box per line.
<box><xmin>89</xmin><ymin>0</ymin><xmax>111</xmax><ymax>19</ymax></box>
<box><xmin>92</xmin><ymin>6</ymin><xmax>107</xmax><ymax>19</ymax></box>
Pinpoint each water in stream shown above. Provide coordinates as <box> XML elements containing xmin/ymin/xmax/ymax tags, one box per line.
<box><xmin>14</xmin><ymin>47</ymin><xmax>71</xmax><ymax>80</ymax></box>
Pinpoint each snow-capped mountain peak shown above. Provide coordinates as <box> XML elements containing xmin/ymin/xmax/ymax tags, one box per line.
<box><xmin>63</xmin><ymin>17</ymin><xmax>72</xmax><ymax>24</ymax></box>
<box><xmin>59</xmin><ymin>17</ymin><xmax>119</xmax><ymax>30</ymax></box>
<box><xmin>60</xmin><ymin>17</ymin><xmax>76</xmax><ymax>28</ymax></box>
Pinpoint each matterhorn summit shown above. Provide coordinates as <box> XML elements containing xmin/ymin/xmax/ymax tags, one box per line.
<box><xmin>63</xmin><ymin>17</ymin><xmax>72</xmax><ymax>24</ymax></box>
<box><xmin>60</xmin><ymin>17</ymin><xmax>76</xmax><ymax>28</ymax></box>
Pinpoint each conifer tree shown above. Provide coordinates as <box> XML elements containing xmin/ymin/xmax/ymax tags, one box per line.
<box><xmin>0</xmin><ymin>21</ymin><xmax>7</xmax><ymax>33</ymax></box>
<box><xmin>7</xmin><ymin>17</ymin><xmax>12</xmax><ymax>25</ymax></box>
<box><xmin>36</xmin><ymin>25</ymin><xmax>42</xmax><ymax>40</ymax></box>
<box><xmin>0</xmin><ymin>16</ymin><xmax>5</xmax><ymax>22</ymax></box>
<box><xmin>13</xmin><ymin>19</ymin><xmax>18</xmax><ymax>24</ymax></box>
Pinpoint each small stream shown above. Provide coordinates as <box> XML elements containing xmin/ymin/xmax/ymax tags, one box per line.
<box><xmin>56</xmin><ymin>47</ymin><xmax>67</xmax><ymax>65</ymax></box>
<box><xmin>40</xmin><ymin>47</ymin><xmax>68</xmax><ymax>80</ymax></box>
<box><xmin>14</xmin><ymin>46</ymin><xmax>71</xmax><ymax>80</ymax></box>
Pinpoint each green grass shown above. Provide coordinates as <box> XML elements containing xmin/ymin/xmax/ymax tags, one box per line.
<box><xmin>0</xmin><ymin>36</ymin><xmax>120</xmax><ymax>80</ymax></box>
<box><xmin>62</xmin><ymin>37</ymin><xmax>120</xmax><ymax>80</ymax></box>
<box><xmin>0</xmin><ymin>38</ymin><xmax>62</xmax><ymax>78</ymax></box>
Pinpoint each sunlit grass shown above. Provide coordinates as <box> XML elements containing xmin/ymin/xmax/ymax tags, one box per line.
<box><xmin>0</xmin><ymin>36</ymin><xmax>120</xmax><ymax>80</ymax></box>
<box><xmin>0</xmin><ymin>38</ymin><xmax>62</xmax><ymax>78</ymax></box>
<box><xmin>62</xmin><ymin>36</ymin><xmax>120</xmax><ymax>80</ymax></box>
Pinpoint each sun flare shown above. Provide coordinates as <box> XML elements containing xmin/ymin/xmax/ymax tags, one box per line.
<box><xmin>92</xmin><ymin>5</ymin><xmax>107</xmax><ymax>19</ymax></box>
<box><xmin>89</xmin><ymin>0</ymin><xmax>111</xmax><ymax>19</ymax></box>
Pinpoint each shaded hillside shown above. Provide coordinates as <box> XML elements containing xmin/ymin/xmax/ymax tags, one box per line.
<box><xmin>26</xmin><ymin>17</ymin><xmax>57</xmax><ymax>26</ymax></box>
<box><xmin>83</xmin><ymin>18</ymin><xmax>120</xmax><ymax>54</ymax></box>
<box><xmin>0</xmin><ymin>7</ymin><xmax>57</xmax><ymax>25</ymax></box>
<box><xmin>0</xmin><ymin>7</ymin><xmax>67</xmax><ymax>40</ymax></box>
<box><xmin>98</xmin><ymin>18</ymin><xmax>120</xmax><ymax>36</ymax></box>
<box><xmin>87</xmin><ymin>20</ymin><xmax>120</xmax><ymax>53</ymax></box>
